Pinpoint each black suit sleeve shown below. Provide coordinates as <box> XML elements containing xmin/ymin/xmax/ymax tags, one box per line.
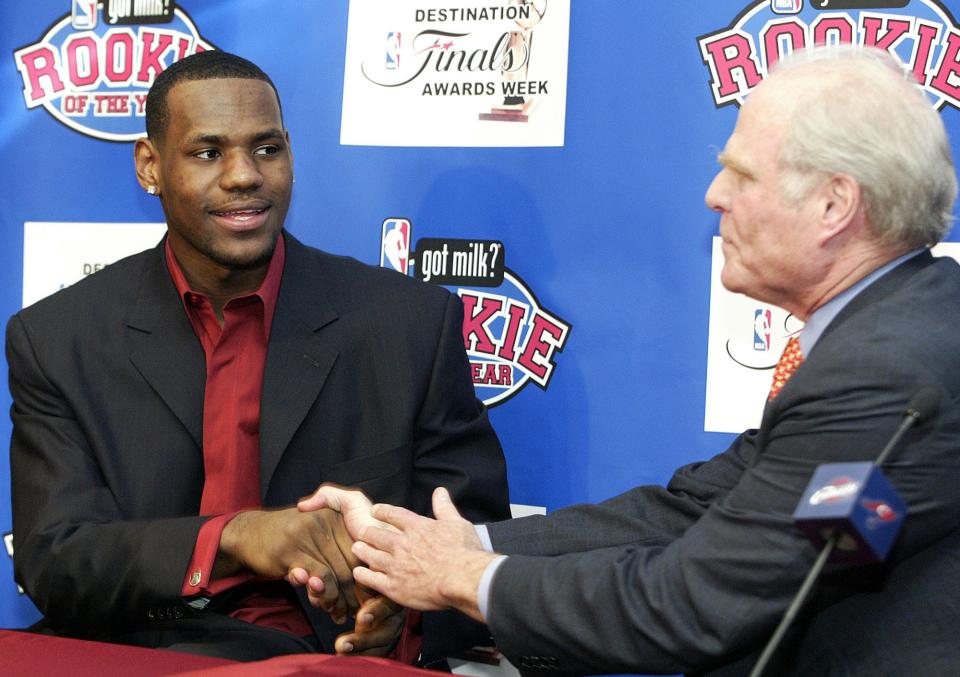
<box><xmin>411</xmin><ymin>293</ymin><xmax>510</xmax><ymax>523</ymax></box>
<box><xmin>7</xmin><ymin>313</ymin><xmax>202</xmax><ymax>629</ymax></box>
<box><xmin>484</xmin><ymin>337</ymin><xmax>960</xmax><ymax>675</ymax></box>
<box><xmin>488</xmin><ymin>429</ymin><xmax>759</xmax><ymax>556</ymax></box>
<box><xmin>408</xmin><ymin>293</ymin><xmax>511</xmax><ymax>661</ymax></box>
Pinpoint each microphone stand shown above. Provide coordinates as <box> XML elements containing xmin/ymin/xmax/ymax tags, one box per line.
<box><xmin>748</xmin><ymin>403</ymin><xmax>927</xmax><ymax>677</ymax></box>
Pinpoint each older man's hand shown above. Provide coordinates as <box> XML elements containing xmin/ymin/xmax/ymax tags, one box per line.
<box><xmin>350</xmin><ymin>487</ymin><xmax>497</xmax><ymax>622</ymax></box>
<box><xmin>292</xmin><ymin>484</ymin><xmax>396</xmax><ymax>609</ymax></box>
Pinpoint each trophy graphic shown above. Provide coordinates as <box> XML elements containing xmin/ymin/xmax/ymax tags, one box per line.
<box><xmin>480</xmin><ymin>0</ymin><xmax>548</xmax><ymax>122</ymax></box>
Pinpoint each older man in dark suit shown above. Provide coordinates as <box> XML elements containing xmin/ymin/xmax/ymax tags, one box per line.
<box><xmin>7</xmin><ymin>50</ymin><xmax>509</xmax><ymax>664</ymax></box>
<box><xmin>305</xmin><ymin>45</ymin><xmax>960</xmax><ymax>675</ymax></box>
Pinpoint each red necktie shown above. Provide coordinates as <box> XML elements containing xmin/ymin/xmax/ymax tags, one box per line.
<box><xmin>768</xmin><ymin>336</ymin><xmax>803</xmax><ymax>401</ymax></box>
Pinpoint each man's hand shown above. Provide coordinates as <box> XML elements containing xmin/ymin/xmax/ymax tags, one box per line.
<box><xmin>215</xmin><ymin>506</ymin><xmax>359</xmax><ymax>623</ymax></box>
<box><xmin>294</xmin><ymin>483</ymin><xmax>398</xmax><ymax>609</ymax></box>
<box><xmin>297</xmin><ymin>483</ymin><xmax>397</xmax><ymax>539</ymax></box>
<box><xmin>334</xmin><ymin>595</ymin><xmax>406</xmax><ymax>656</ymax></box>
<box><xmin>350</xmin><ymin>487</ymin><xmax>496</xmax><ymax>622</ymax></box>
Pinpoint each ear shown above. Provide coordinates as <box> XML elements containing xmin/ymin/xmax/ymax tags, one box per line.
<box><xmin>815</xmin><ymin>173</ymin><xmax>862</xmax><ymax>246</ymax></box>
<box><xmin>134</xmin><ymin>137</ymin><xmax>161</xmax><ymax>194</ymax></box>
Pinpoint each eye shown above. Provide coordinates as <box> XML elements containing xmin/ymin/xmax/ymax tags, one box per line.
<box><xmin>254</xmin><ymin>145</ymin><xmax>280</xmax><ymax>157</ymax></box>
<box><xmin>194</xmin><ymin>149</ymin><xmax>220</xmax><ymax>160</ymax></box>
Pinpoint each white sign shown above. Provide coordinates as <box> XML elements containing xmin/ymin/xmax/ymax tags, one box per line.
<box><xmin>703</xmin><ymin>238</ymin><xmax>960</xmax><ymax>433</ymax></box>
<box><xmin>22</xmin><ymin>222</ymin><xmax>167</xmax><ymax>307</ymax></box>
<box><xmin>340</xmin><ymin>0</ymin><xmax>569</xmax><ymax>147</ymax></box>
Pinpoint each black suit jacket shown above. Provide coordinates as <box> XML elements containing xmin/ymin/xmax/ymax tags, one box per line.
<box><xmin>7</xmin><ymin>231</ymin><xmax>510</xmax><ymax>656</ymax></box>
<box><xmin>485</xmin><ymin>251</ymin><xmax>960</xmax><ymax>676</ymax></box>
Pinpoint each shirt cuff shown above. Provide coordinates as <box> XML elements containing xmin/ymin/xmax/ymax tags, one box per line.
<box><xmin>476</xmin><ymin>555</ymin><xmax>508</xmax><ymax>622</ymax></box>
<box><xmin>181</xmin><ymin>511</ymin><xmax>252</xmax><ymax>596</ymax></box>
<box><xmin>475</xmin><ymin>524</ymin><xmax>494</xmax><ymax>552</ymax></box>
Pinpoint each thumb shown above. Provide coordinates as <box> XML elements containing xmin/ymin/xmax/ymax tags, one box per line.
<box><xmin>432</xmin><ymin>487</ymin><xmax>462</xmax><ymax>522</ymax></box>
<box><xmin>299</xmin><ymin>486</ymin><xmax>338</xmax><ymax>512</ymax></box>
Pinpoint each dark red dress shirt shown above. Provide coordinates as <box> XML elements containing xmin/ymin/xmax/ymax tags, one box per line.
<box><xmin>165</xmin><ymin>237</ymin><xmax>312</xmax><ymax>637</ymax></box>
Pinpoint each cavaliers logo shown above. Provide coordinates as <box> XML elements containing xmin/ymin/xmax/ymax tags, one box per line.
<box><xmin>699</xmin><ymin>0</ymin><xmax>960</xmax><ymax>110</ymax></box>
<box><xmin>381</xmin><ymin>218</ymin><xmax>570</xmax><ymax>406</ymax></box>
<box><xmin>13</xmin><ymin>1</ymin><xmax>215</xmax><ymax>142</ymax></box>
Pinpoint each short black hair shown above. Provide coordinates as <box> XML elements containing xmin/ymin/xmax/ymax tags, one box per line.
<box><xmin>145</xmin><ymin>50</ymin><xmax>283</xmax><ymax>141</ymax></box>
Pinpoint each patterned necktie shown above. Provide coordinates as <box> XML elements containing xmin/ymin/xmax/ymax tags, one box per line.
<box><xmin>768</xmin><ymin>336</ymin><xmax>803</xmax><ymax>401</ymax></box>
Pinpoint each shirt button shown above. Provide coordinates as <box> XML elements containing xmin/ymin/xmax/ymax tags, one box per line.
<box><xmin>189</xmin><ymin>570</ymin><xmax>202</xmax><ymax>586</ymax></box>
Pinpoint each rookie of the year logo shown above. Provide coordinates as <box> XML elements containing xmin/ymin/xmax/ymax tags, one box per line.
<box><xmin>13</xmin><ymin>1</ymin><xmax>214</xmax><ymax>142</ymax></box>
<box><xmin>381</xmin><ymin>217</ymin><xmax>570</xmax><ymax>407</ymax></box>
<box><xmin>698</xmin><ymin>0</ymin><xmax>960</xmax><ymax>110</ymax></box>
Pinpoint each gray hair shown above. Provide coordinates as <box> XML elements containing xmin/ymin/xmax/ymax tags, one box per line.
<box><xmin>771</xmin><ymin>45</ymin><xmax>956</xmax><ymax>248</ymax></box>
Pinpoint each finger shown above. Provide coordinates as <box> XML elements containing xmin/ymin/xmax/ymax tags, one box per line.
<box><xmin>334</xmin><ymin>603</ymin><xmax>404</xmax><ymax>656</ymax></box>
<box><xmin>355</xmin><ymin>595</ymin><xmax>404</xmax><ymax>630</ymax></box>
<box><xmin>329</xmin><ymin>513</ymin><xmax>375</xmax><ymax>610</ymax></box>
<box><xmin>305</xmin><ymin>575</ymin><xmax>327</xmax><ymax>609</ymax></box>
<box><xmin>305</xmin><ymin>512</ymin><xmax>359</xmax><ymax>615</ymax></box>
<box><xmin>431</xmin><ymin>486</ymin><xmax>463</xmax><ymax>521</ymax></box>
<box><xmin>287</xmin><ymin>567</ymin><xmax>310</xmax><ymax>586</ymax></box>
<box><xmin>354</xmin><ymin>581</ymin><xmax>378</xmax><ymax>607</ymax></box>
<box><xmin>357</xmin><ymin>523</ymin><xmax>405</xmax><ymax>552</ymax></box>
<box><xmin>353</xmin><ymin>565</ymin><xmax>392</xmax><ymax>597</ymax></box>
<box><xmin>369</xmin><ymin>503</ymin><xmax>422</xmax><ymax>531</ymax></box>
<box><xmin>306</xmin><ymin>563</ymin><xmax>349</xmax><ymax>623</ymax></box>
<box><xmin>352</xmin><ymin>540</ymin><xmax>395</xmax><ymax>572</ymax></box>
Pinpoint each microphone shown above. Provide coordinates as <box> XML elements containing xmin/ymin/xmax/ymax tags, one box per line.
<box><xmin>792</xmin><ymin>386</ymin><xmax>939</xmax><ymax>565</ymax></box>
<box><xmin>749</xmin><ymin>387</ymin><xmax>939</xmax><ymax>677</ymax></box>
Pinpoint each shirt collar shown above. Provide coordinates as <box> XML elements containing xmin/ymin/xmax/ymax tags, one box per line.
<box><xmin>164</xmin><ymin>234</ymin><xmax>286</xmax><ymax>338</ymax></box>
<box><xmin>799</xmin><ymin>248</ymin><xmax>924</xmax><ymax>356</ymax></box>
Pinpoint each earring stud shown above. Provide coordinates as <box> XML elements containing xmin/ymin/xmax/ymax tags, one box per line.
<box><xmin>147</xmin><ymin>185</ymin><xmax>158</xmax><ymax>195</ymax></box>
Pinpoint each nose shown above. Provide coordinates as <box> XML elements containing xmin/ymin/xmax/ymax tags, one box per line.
<box><xmin>704</xmin><ymin>168</ymin><xmax>728</xmax><ymax>213</ymax></box>
<box><xmin>220</xmin><ymin>150</ymin><xmax>264</xmax><ymax>192</ymax></box>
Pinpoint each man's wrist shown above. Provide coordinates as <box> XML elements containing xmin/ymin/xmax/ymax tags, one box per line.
<box><xmin>213</xmin><ymin>510</ymin><xmax>254</xmax><ymax>578</ymax></box>
<box><xmin>476</xmin><ymin>554</ymin><xmax>507</xmax><ymax>622</ymax></box>
<box><xmin>441</xmin><ymin>550</ymin><xmax>498</xmax><ymax>622</ymax></box>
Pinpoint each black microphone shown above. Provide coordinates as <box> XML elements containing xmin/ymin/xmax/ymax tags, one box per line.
<box><xmin>750</xmin><ymin>387</ymin><xmax>940</xmax><ymax>677</ymax></box>
<box><xmin>876</xmin><ymin>386</ymin><xmax>939</xmax><ymax>466</ymax></box>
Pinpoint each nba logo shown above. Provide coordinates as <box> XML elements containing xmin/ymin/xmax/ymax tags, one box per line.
<box><xmin>72</xmin><ymin>0</ymin><xmax>98</xmax><ymax>29</ymax></box>
<box><xmin>385</xmin><ymin>32</ymin><xmax>401</xmax><ymax>70</ymax></box>
<box><xmin>771</xmin><ymin>0</ymin><xmax>803</xmax><ymax>14</ymax></box>
<box><xmin>381</xmin><ymin>218</ymin><xmax>411</xmax><ymax>275</ymax></box>
<box><xmin>754</xmin><ymin>308</ymin><xmax>772</xmax><ymax>351</ymax></box>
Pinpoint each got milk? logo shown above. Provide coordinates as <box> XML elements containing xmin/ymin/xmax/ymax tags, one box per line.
<box><xmin>13</xmin><ymin>0</ymin><xmax>215</xmax><ymax>141</ymax></box>
<box><xmin>698</xmin><ymin>0</ymin><xmax>960</xmax><ymax>110</ymax></box>
<box><xmin>380</xmin><ymin>218</ymin><xmax>570</xmax><ymax>406</ymax></box>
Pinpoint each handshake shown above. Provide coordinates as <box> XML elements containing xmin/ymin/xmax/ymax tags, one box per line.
<box><xmin>214</xmin><ymin>485</ymin><xmax>495</xmax><ymax>656</ymax></box>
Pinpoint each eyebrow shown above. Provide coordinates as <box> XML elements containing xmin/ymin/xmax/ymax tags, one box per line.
<box><xmin>717</xmin><ymin>150</ymin><xmax>756</xmax><ymax>180</ymax></box>
<box><xmin>185</xmin><ymin>128</ymin><xmax>286</xmax><ymax>146</ymax></box>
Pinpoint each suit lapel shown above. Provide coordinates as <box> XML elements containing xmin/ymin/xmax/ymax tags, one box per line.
<box><xmin>259</xmin><ymin>233</ymin><xmax>340</xmax><ymax>497</ymax></box>
<box><xmin>126</xmin><ymin>241</ymin><xmax>205</xmax><ymax>448</ymax></box>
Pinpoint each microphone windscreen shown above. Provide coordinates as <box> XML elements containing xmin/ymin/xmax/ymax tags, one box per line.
<box><xmin>905</xmin><ymin>386</ymin><xmax>939</xmax><ymax>424</ymax></box>
<box><xmin>793</xmin><ymin>462</ymin><xmax>905</xmax><ymax>566</ymax></box>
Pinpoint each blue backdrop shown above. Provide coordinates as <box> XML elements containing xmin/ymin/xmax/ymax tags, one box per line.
<box><xmin>2</xmin><ymin>2</ymin><xmax>959</xmax><ymax>665</ymax></box>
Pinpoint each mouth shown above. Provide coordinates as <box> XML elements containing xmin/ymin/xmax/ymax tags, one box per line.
<box><xmin>209</xmin><ymin>201</ymin><xmax>271</xmax><ymax>232</ymax></box>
